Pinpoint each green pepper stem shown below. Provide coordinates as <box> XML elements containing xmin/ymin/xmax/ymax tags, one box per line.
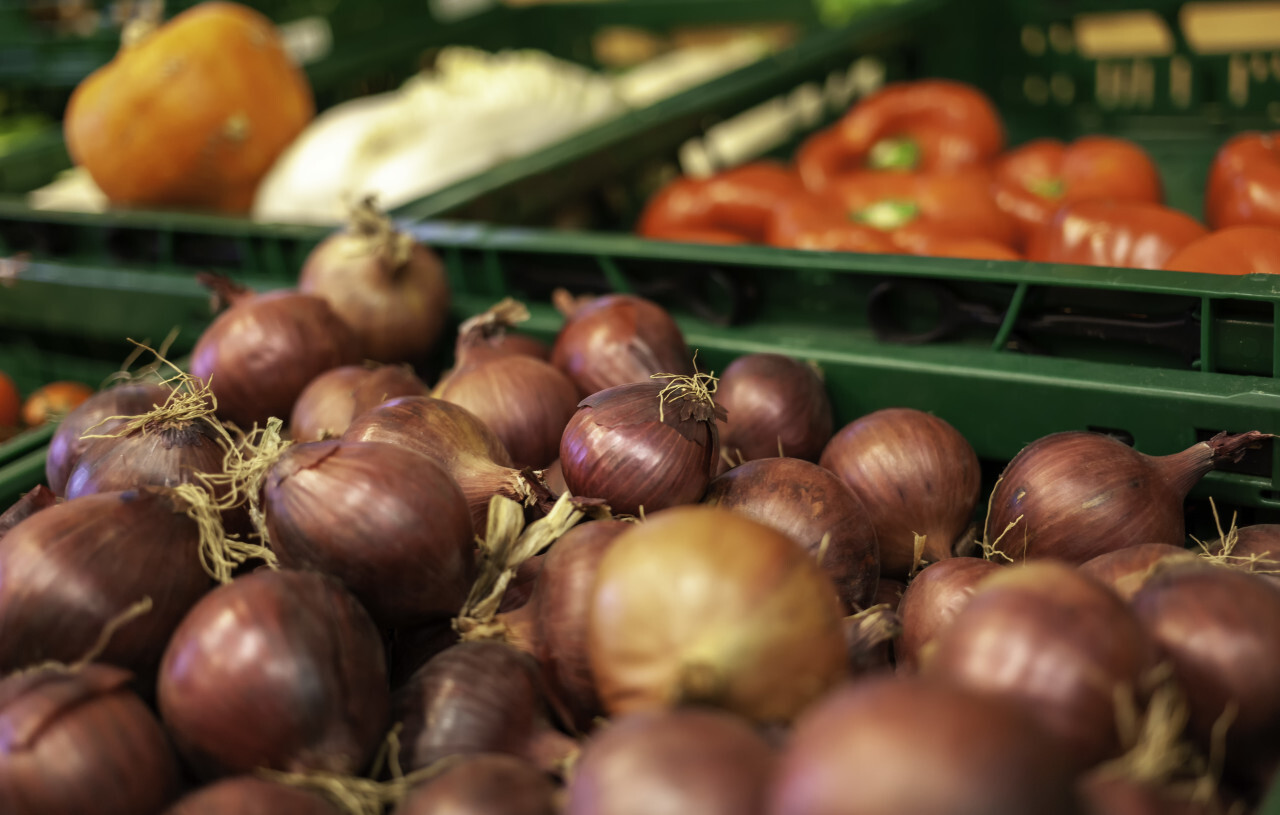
<box><xmin>1026</xmin><ymin>177</ymin><xmax>1066</xmax><ymax>199</ymax></box>
<box><xmin>852</xmin><ymin>199</ymin><xmax>920</xmax><ymax>230</ymax></box>
<box><xmin>866</xmin><ymin>137</ymin><xmax>922</xmax><ymax>171</ymax></box>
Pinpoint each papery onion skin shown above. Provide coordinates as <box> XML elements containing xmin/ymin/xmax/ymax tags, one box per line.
<box><xmin>162</xmin><ymin>777</ymin><xmax>343</xmax><ymax>815</ymax></box>
<box><xmin>290</xmin><ymin>364</ymin><xmax>427</xmax><ymax>442</ymax></box>
<box><xmin>923</xmin><ymin>562</ymin><xmax>1157</xmax><ymax>769</ymax></box>
<box><xmin>0</xmin><ymin>485</ymin><xmax>57</xmax><ymax>540</ymax></box>
<box><xmin>703</xmin><ymin>457</ymin><xmax>879</xmax><ymax>613</ymax></box>
<box><xmin>716</xmin><ymin>354</ymin><xmax>834</xmax><ymax>464</ymax></box>
<box><xmin>264</xmin><ymin>440</ymin><xmax>475</xmax><ymax>627</ymax></box>
<box><xmin>1078</xmin><ymin>543</ymin><xmax>1197</xmax><ymax>602</ymax></box>
<box><xmin>566</xmin><ymin>708</ymin><xmax>775</xmax><ymax>815</ymax></box>
<box><xmin>0</xmin><ymin>664</ymin><xmax>182</xmax><ymax>815</ymax></box>
<box><xmin>64</xmin><ymin>414</ymin><xmax>228</xmax><ymax>501</ymax></box>
<box><xmin>550</xmin><ymin>292</ymin><xmax>693</xmax><ymax>397</ymax></box>
<box><xmin>819</xmin><ymin>408</ymin><xmax>980</xmax><ymax>580</ymax></box>
<box><xmin>767</xmin><ymin>675</ymin><xmax>1082</xmax><ymax>815</ymax></box>
<box><xmin>588</xmin><ymin>505</ymin><xmax>847</xmax><ymax>724</ymax></box>
<box><xmin>157</xmin><ymin>569</ymin><xmax>389</xmax><ymax>779</ymax></box>
<box><xmin>46</xmin><ymin>382</ymin><xmax>169</xmax><ymax>496</ymax></box>
<box><xmin>394</xmin><ymin>754</ymin><xmax>558</xmax><ymax>815</ymax></box>
<box><xmin>894</xmin><ymin>557</ymin><xmax>1002</xmax><ymax>674</ymax></box>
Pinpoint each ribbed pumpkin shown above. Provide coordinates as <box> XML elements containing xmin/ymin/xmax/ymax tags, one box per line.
<box><xmin>64</xmin><ymin>2</ymin><xmax>314</xmax><ymax>213</ymax></box>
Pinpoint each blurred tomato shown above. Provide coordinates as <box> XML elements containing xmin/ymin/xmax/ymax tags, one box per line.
<box><xmin>21</xmin><ymin>381</ymin><xmax>94</xmax><ymax>428</ymax></box>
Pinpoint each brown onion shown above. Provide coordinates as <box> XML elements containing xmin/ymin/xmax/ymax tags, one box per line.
<box><xmin>343</xmin><ymin>396</ymin><xmax>544</xmax><ymax>532</ymax></box>
<box><xmin>715</xmin><ymin>353</ymin><xmax>833</xmax><ymax>465</ymax></box>
<box><xmin>434</xmin><ymin>300</ymin><xmax>579</xmax><ymax>469</ymax></box>
<box><xmin>566</xmin><ymin>708</ymin><xmax>775</xmax><ymax>815</ymax></box>
<box><xmin>1079</xmin><ymin>544</ymin><xmax>1197</xmax><ymax>602</ymax></box>
<box><xmin>924</xmin><ymin>562</ymin><xmax>1158</xmax><ymax>769</ymax></box>
<box><xmin>158</xmin><ymin>569</ymin><xmax>389</xmax><ymax>779</ymax></box>
<box><xmin>703</xmin><ymin>457</ymin><xmax>879</xmax><ymax>613</ymax></box>
<box><xmin>1080</xmin><ymin>774</ymin><xmax>1226</xmax><ymax>815</ymax></box>
<box><xmin>1211</xmin><ymin>524</ymin><xmax>1280</xmax><ymax>584</ymax></box>
<box><xmin>0</xmin><ymin>485</ymin><xmax>57</xmax><ymax>540</ymax></box>
<box><xmin>0</xmin><ymin>664</ymin><xmax>182</xmax><ymax>815</ymax></box>
<box><xmin>550</xmin><ymin>290</ymin><xmax>693</xmax><ymax>397</ymax></box>
<box><xmin>985</xmin><ymin>431</ymin><xmax>1267</xmax><ymax>563</ymax></box>
<box><xmin>299</xmin><ymin>198</ymin><xmax>450</xmax><ymax>364</ymax></box>
<box><xmin>560</xmin><ymin>377</ymin><xmax>722</xmax><ymax>516</ymax></box>
<box><xmin>394</xmin><ymin>754</ymin><xmax>557</xmax><ymax>815</ymax></box>
<box><xmin>263</xmin><ymin>439</ymin><xmax>475</xmax><ymax>627</ymax></box>
<box><xmin>289</xmin><ymin>363</ymin><xmax>427</xmax><ymax>442</ymax></box>
<box><xmin>163</xmin><ymin>777</ymin><xmax>343</xmax><ymax>814</ymax></box>
<box><xmin>588</xmin><ymin>505</ymin><xmax>847</xmax><ymax>724</ymax></box>
<box><xmin>767</xmin><ymin>675</ymin><xmax>1082</xmax><ymax>815</ymax></box>
<box><xmin>46</xmin><ymin>381</ymin><xmax>169</xmax><ymax>495</ymax></box>
<box><xmin>894</xmin><ymin>556</ymin><xmax>1002</xmax><ymax>673</ymax></box>
<box><xmin>191</xmin><ymin>275</ymin><xmax>359</xmax><ymax>430</ymax></box>
<box><xmin>819</xmin><ymin>408</ymin><xmax>980</xmax><ymax>580</ymax></box>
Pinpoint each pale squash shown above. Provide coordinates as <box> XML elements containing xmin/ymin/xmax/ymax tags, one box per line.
<box><xmin>64</xmin><ymin>2</ymin><xmax>314</xmax><ymax>213</ymax></box>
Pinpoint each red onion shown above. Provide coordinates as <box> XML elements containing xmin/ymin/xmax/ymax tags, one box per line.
<box><xmin>163</xmin><ymin>777</ymin><xmax>343</xmax><ymax>814</ymax></box>
<box><xmin>1079</xmin><ymin>544</ymin><xmax>1197</xmax><ymax>602</ymax></box>
<box><xmin>1209</xmin><ymin>523</ymin><xmax>1280</xmax><ymax>584</ymax></box>
<box><xmin>819</xmin><ymin>408</ymin><xmax>981</xmax><ymax>580</ymax></box>
<box><xmin>566</xmin><ymin>708</ymin><xmax>775</xmax><ymax>815</ymax></box>
<box><xmin>158</xmin><ymin>569</ymin><xmax>389</xmax><ymax>779</ymax></box>
<box><xmin>703</xmin><ymin>457</ymin><xmax>880</xmax><ymax>613</ymax></box>
<box><xmin>501</xmin><ymin>552</ymin><xmax>545</xmax><ymax>613</ymax></box>
<box><xmin>343</xmin><ymin>396</ymin><xmax>545</xmax><ymax>532</ymax></box>
<box><xmin>490</xmin><ymin>331</ymin><xmax>550</xmax><ymax>360</ymax></box>
<box><xmin>1080</xmin><ymin>774</ymin><xmax>1224</xmax><ymax>815</ymax></box>
<box><xmin>263</xmin><ymin>439</ymin><xmax>475</xmax><ymax>627</ymax></box>
<box><xmin>0</xmin><ymin>485</ymin><xmax>57</xmax><ymax>540</ymax></box>
<box><xmin>588</xmin><ymin>505</ymin><xmax>847</xmax><ymax>724</ymax></box>
<box><xmin>560</xmin><ymin>376</ymin><xmax>722</xmax><ymax>516</ymax></box>
<box><xmin>191</xmin><ymin>275</ymin><xmax>360</xmax><ymax>430</ymax></box>
<box><xmin>434</xmin><ymin>299</ymin><xmax>580</xmax><ymax>469</ymax></box>
<box><xmin>894</xmin><ymin>556</ymin><xmax>1002</xmax><ymax>674</ymax></box>
<box><xmin>289</xmin><ymin>364</ymin><xmax>427</xmax><ymax>442</ymax></box>
<box><xmin>299</xmin><ymin>198</ymin><xmax>450</xmax><ymax>364</ymax></box>
<box><xmin>715</xmin><ymin>353</ymin><xmax>833</xmax><ymax>466</ymax></box>
<box><xmin>767</xmin><ymin>675</ymin><xmax>1082</xmax><ymax>815</ymax></box>
<box><xmin>45</xmin><ymin>381</ymin><xmax>169</xmax><ymax>495</ymax></box>
<box><xmin>393</xmin><ymin>754</ymin><xmax>557</xmax><ymax>815</ymax></box>
<box><xmin>985</xmin><ymin>431</ymin><xmax>1268</xmax><ymax>563</ymax></box>
<box><xmin>924</xmin><ymin>562</ymin><xmax>1158</xmax><ymax>769</ymax></box>
<box><xmin>550</xmin><ymin>290</ymin><xmax>693</xmax><ymax>397</ymax></box>
<box><xmin>0</xmin><ymin>664</ymin><xmax>182</xmax><ymax>815</ymax></box>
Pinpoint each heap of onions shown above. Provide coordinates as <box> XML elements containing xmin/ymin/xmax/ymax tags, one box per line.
<box><xmin>299</xmin><ymin>197</ymin><xmax>450</xmax><ymax>365</ymax></box>
<box><xmin>434</xmin><ymin>299</ymin><xmax>579</xmax><ymax>469</ymax></box>
<box><xmin>819</xmin><ymin>408</ymin><xmax>981</xmax><ymax>579</ymax></box>
<box><xmin>894</xmin><ymin>556</ymin><xmax>1002</xmax><ymax>673</ymax></box>
<box><xmin>394</xmin><ymin>754</ymin><xmax>557</xmax><ymax>815</ymax></box>
<box><xmin>1079</xmin><ymin>543</ymin><xmax>1197</xmax><ymax>601</ymax></box>
<box><xmin>714</xmin><ymin>353</ymin><xmax>833</xmax><ymax>467</ymax></box>
<box><xmin>45</xmin><ymin>381</ymin><xmax>169</xmax><ymax>495</ymax></box>
<box><xmin>289</xmin><ymin>363</ymin><xmax>427</xmax><ymax>442</ymax></box>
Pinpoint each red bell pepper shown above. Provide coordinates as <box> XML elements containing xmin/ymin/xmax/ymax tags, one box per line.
<box><xmin>1205</xmin><ymin>132</ymin><xmax>1280</xmax><ymax>230</ymax></box>
<box><xmin>637</xmin><ymin>162</ymin><xmax>806</xmax><ymax>244</ymax></box>
<box><xmin>1163</xmin><ymin>226</ymin><xmax>1280</xmax><ymax>276</ymax></box>
<box><xmin>992</xmin><ymin>136</ymin><xmax>1164</xmax><ymax>243</ymax></box>
<box><xmin>766</xmin><ymin>195</ymin><xmax>899</xmax><ymax>254</ymax></box>
<box><xmin>1026</xmin><ymin>200</ymin><xmax>1207</xmax><ymax>270</ymax></box>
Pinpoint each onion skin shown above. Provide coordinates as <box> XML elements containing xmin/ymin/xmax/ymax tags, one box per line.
<box><xmin>289</xmin><ymin>364</ymin><xmax>427</xmax><ymax>442</ymax></box>
<box><xmin>767</xmin><ymin>675</ymin><xmax>1082</xmax><ymax>815</ymax></box>
<box><xmin>715</xmin><ymin>354</ymin><xmax>834</xmax><ymax>464</ymax></box>
<box><xmin>158</xmin><ymin>569</ymin><xmax>390</xmax><ymax>779</ymax></box>
<box><xmin>894</xmin><ymin>557</ymin><xmax>1002</xmax><ymax>674</ymax></box>
<box><xmin>1078</xmin><ymin>543</ymin><xmax>1197</xmax><ymax>602</ymax></box>
<box><xmin>1212</xmin><ymin>524</ymin><xmax>1280</xmax><ymax>584</ymax></box>
<box><xmin>163</xmin><ymin>777</ymin><xmax>342</xmax><ymax>814</ymax></box>
<box><xmin>566</xmin><ymin>708</ymin><xmax>776</xmax><ymax>815</ymax></box>
<box><xmin>550</xmin><ymin>292</ymin><xmax>693</xmax><ymax>397</ymax></box>
<box><xmin>65</xmin><ymin>414</ymin><xmax>228</xmax><ymax>501</ymax></box>
<box><xmin>0</xmin><ymin>485</ymin><xmax>57</xmax><ymax>541</ymax></box>
<box><xmin>923</xmin><ymin>562</ymin><xmax>1158</xmax><ymax>769</ymax></box>
<box><xmin>819</xmin><ymin>408</ymin><xmax>980</xmax><ymax>580</ymax></box>
<box><xmin>0</xmin><ymin>664</ymin><xmax>182</xmax><ymax>815</ymax></box>
<box><xmin>588</xmin><ymin>505</ymin><xmax>847</xmax><ymax>724</ymax></box>
<box><xmin>264</xmin><ymin>440</ymin><xmax>475</xmax><ymax>627</ymax></box>
<box><xmin>985</xmin><ymin>431</ymin><xmax>1267</xmax><ymax>564</ymax></box>
<box><xmin>703</xmin><ymin>457</ymin><xmax>879</xmax><ymax>613</ymax></box>
<box><xmin>46</xmin><ymin>382</ymin><xmax>169</xmax><ymax>496</ymax></box>
<box><xmin>394</xmin><ymin>754</ymin><xmax>558</xmax><ymax>815</ymax></box>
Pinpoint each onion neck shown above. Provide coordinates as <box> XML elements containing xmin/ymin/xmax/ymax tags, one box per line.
<box><xmin>347</xmin><ymin>196</ymin><xmax>414</xmax><ymax>275</ymax></box>
<box><xmin>196</xmin><ymin>272</ymin><xmax>256</xmax><ymax>311</ymax></box>
<box><xmin>1158</xmin><ymin>431</ymin><xmax>1270</xmax><ymax>497</ymax></box>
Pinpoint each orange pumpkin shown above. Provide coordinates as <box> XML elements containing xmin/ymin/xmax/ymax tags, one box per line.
<box><xmin>64</xmin><ymin>1</ymin><xmax>314</xmax><ymax>213</ymax></box>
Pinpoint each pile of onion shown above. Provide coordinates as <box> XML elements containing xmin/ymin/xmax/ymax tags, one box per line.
<box><xmin>45</xmin><ymin>380</ymin><xmax>169</xmax><ymax>495</ymax></box>
<box><xmin>894</xmin><ymin>556</ymin><xmax>1002</xmax><ymax>673</ymax></box>
<box><xmin>714</xmin><ymin>353</ymin><xmax>834</xmax><ymax>468</ymax></box>
<box><xmin>289</xmin><ymin>363</ymin><xmax>427</xmax><ymax>442</ymax></box>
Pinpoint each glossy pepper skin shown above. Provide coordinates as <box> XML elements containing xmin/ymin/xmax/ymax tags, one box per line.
<box><xmin>993</xmin><ymin>136</ymin><xmax>1164</xmax><ymax>243</ymax></box>
<box><xmin>637</xmin><ymin>162</ymin><xmax>806</xmax><ymax>244</ymax></box>
<box><xmin>1163</xmin><ymin>226</ymin><xmax>1280</xmax><ymax>276</ymax></box>
<box><xmin>1205</xmin><ymin>132</ymin><xmax>1280</xmax><ymax>230</ymax></box>
<box><xmin>797</xmin><ymin>79</ymin><xmax>1005</xmax><ymax>191</ymax></box>
<box><xmin>1027</xmin><ymin>200</ymin><xmax>1208</xmax><ymax>270</ymax></box>
<box><xmin>766</xmin><ymin>194</ymin><xmax>900</xmax><ymax>254</ymax></box>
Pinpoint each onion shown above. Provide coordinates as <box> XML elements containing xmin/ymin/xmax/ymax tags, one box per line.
<box><xmin>388</xmin><ymin>622</ymin><xmax>460</xmax><ymax>690</ymax></box>
<box><xmin>158</xmin><ymin>569</ymin><xmax>389</xmax><ymax>779</ymax></box>
<box><xmin>1079</xmin><ymin>544</ymin><xmax>1197</xmax><ymax>601</ymax></box>
<box><xmin>588</xmin><ymin>505</ymin><xmax>847</xmax><ymax>724</ymax></box>
<box><xmin>45</xmin><ymin>382</ymin><xmax>169</xmax><ymax>496</ymax></box>
<box><xmin>767</xmin><ymin>675</ymin><xmax>1082</xmax><ymax>815</ymax></box>
<box><xmin>565</xmin><ymin>708</ymin><xmax>775</xmax><ymax>815</ymax></box>
<box><xmin>819</xmin><ymin>408</ymin><xmax>981</xmax><ymax>579</ymax></box>
<box><xmin>923</xmin><ymin>562</ymin><xmax>1158</xmax><ymax>768</ymax></box>
<box><xmin>0</xmin><ymin>664</ymin><xmax>182</xmax><ymax>815</ymax></box>
<box><xmin>1079</xmin><ymin>774</ymin><xmax>1224</xmax><ymax>815</ymax></box>
<box><xmin>393</xmin><ymin>641</ymin><xmax>577</xmax><ymax>774</ymax></box>
<box><xmin>894</xmin><ymin>556</ymin><xmax>1002</xmax><ymax>674</ymax></box>
<box><xmin>163</xmin><ymin>777</ymin><xmax>343</xmax><ymax>814</ymax></box>
<box><xmin>560</xmin><ymin>376</ymin><xmax>722</xmax><ymax>517</ymax></box>
<box><xmin>434</xmin><ymin>299</ymin><xmax>580</xmax><ymax>469</ymax></box>
<box><xmin>393</xmin><ymin>754</ymin><xmax>558</xmax><ymax>815</ymax></box>
<box><xmin>343</xmin><ymin>396</ymin><xmax>545</xmax><ymax>532</ymax></box>
<box><xmin>840</xmin><ymin>604</ymin><xmax>901</xmax><ymax>676</ymax></box>
<box><xmin>861</xmin><ymin>577</ymin><xmax>906</xmax><ymax>669</ymax></box>
<box><xmin>703</xmin><ymin>457</ymin><xmax>879</xmax><ymax>613</ymax></box>
<box><xmin>984</xmin><ymin>431</ymin><xmax>1268</xmax><ymax>563</ymax></box>
<box><xmin>263</xmin><ymin>439</ymin><xmax>475</xmax><ymax>627</ymax></box>
<box><xmin>299</xmin><ymin>197</ymin><xmax>450</xmax><ymax>364</ymax></box>
<box><xmin>1209</xmin><ymin>524</ymin><xmax>1280</xmax><ymax>584</ymax></box>
<box><xmin>0</xmin><ymin>485</ymin><xmax>57</xmax><ymax>540</ymax></box>
<box><xmin>191</xmin><ymin>274</ymin><xmax>360</xmax><ymax>430</ymax></box>
<box><xmin>490</xmin><ymin>331</ymin><xmax>550</xmax><ymax>360</ymax></box>
<box><xmin>550</xmin><ymin>289</ymin><xmax>693</xmax><ymax>397</ymax></box>
<box><xmin>290</xmin><ymin>363</ymin><xmax>427</xmax><ymax>442</ymax></box>
<box><xmin>714</xmin><ymin>353</ymin><xmax>833</xmax><ymax>466</ymax></box>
